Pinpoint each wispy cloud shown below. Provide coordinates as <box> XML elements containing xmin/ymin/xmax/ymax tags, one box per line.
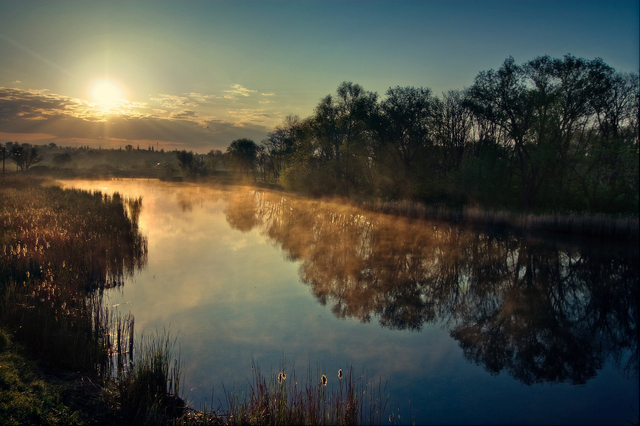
<box><xmin>150</xmin><ymin>94</ymin><xmax>198</xmax><ymax>109</ymax></box>
<box><xmin>224</xmin><ymin>84</ymin><xmax>258</xmax><ymax>99</ymax></box>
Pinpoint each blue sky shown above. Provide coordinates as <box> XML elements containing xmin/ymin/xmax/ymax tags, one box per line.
<box><xmin>0</xmin><ymin>0</ymin><xmax>638</xmax><ymax>152</ymax></box>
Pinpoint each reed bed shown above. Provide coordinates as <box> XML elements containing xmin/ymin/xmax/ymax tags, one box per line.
<box><xmin>360</xmin><ymin>199</ymin><xmax>639</xmax><ymax>240</ymax></box>
<box><xmin>1</xmin><ymin>175</ymin><xmax>183</xmax><ymax>424</ymax></box>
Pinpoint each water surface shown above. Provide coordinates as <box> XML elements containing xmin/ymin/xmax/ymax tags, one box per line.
<box><xmin>60</xmin><ymin>179</ymin><xmax>639</xmax><ymax>425</ymax></box>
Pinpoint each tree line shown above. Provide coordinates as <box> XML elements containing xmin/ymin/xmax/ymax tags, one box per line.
<box><xmin>234</xmin><ymin>55</ymin><xmax>637</xmax><ymax>215</ymax></box>
<box><xmin>3</xmin><ymin>55</ymin><xmax>638</xmax><ymax>215</ymax></box>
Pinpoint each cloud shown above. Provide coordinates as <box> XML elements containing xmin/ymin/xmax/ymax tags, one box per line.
<box><xmin>261</xmin><ymin>93</ymin><xmax>274</xmax><ymax>96</ymax></box>
<box><xmin>0</xmin><ymin>86</ymin><xmax>272</xmax><ymax>151</ymax></box>
<box><xmin>150</xmin><ymin>94</ymin><xmax>198</xmax><ymax>109</ymax></box>
<box><xmin>224</xmin><ymin>84</ymin><xmax>258</xmax><ymax>99</ymax></box>
<box><xmin>170</xmin><ymin>110</ymin><xmax>198</xmax><ymax>119</ymax></box>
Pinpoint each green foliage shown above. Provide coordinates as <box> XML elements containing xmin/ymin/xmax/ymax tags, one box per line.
<box><xmin>0</xmin><ymin>328</ymin><xmax>81</xmax><ymax>425</ymax></box>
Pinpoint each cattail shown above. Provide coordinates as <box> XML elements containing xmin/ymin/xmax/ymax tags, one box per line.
<box><xmin>338</xmin><ymin>369</ymin><xmax>343</xmax><ymax>380</ymax></box>
<box><xmin>321</xmin><ymin>374</ymin><xmax>327</xmax><ymax>386</ymax></box>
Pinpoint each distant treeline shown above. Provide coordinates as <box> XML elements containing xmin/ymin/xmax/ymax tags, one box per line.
<box><xmin>2</xmin><ymin>55</ymin><xmax>638</xmax><ymax>215</ymax></box>
<box><xmin>256</xmin><ymin>55</ymin><xmax>638</xmax><ymax>215</ymax></box>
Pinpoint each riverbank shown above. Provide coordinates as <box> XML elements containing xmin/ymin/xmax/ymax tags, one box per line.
<box><xmin>359</xmin><ymin>199</ymin><xmax>640</xmax><ymax>241</ymax></box>
<box><xmin>12</xmin><ymin>168</ymin><xmax>639</xmax><ymax>241</ymax></box>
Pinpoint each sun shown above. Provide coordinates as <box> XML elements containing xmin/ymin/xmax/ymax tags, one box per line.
<box><xmin>89</xmin><ymin>79</ymin><xmax>125</xmax><ymax>108</ymax></box>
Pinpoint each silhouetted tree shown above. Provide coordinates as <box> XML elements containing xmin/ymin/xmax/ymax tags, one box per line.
<box><xmin>9</xmin><ymin>142</ymin><xmax>42</xmax><ymax>171</ymax></box>
<box><xmin>226</xmin><ymin>138</ymin><xmax>258</xmax><ymax>180</ymax></box>
<box><xmin>176</xmin><ymin>150</ymin><xmax>203</xmax><ymax>176</ymax></box>
<box><xmin>372</xmin><ymin>86</ymin><xmax>440</xmax><ymax>198</ymax></box>
<box><xmin>205</xmin><ymin>149</ymin><xmax>224</xmax><ymax>174</ymax></box>
<box><xmin>52</xmin><ymin>152</ymin><xmax>72</xmax><ymax>167</ymax></box>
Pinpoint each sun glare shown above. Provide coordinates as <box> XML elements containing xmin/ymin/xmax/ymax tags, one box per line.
<box><xmin>89</xmin><ymin>79</ymin><xmax>125</xmax><ymax>108</ymax></box>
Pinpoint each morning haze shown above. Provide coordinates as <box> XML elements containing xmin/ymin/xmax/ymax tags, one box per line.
<box><xmin>0</xmin><ymin>1</ymin><xmax>638</xmax><ymax>424</ymax></box>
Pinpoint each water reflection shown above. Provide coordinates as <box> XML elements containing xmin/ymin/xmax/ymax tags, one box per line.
<box><xmin>224</xmin><ymin>189</ymin><xmax>639</xmax><ymax>386</ymax></box>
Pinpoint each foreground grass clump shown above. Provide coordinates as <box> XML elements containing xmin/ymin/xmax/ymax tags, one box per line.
<box><xmin>212</xmin><ymin>363</ymin><xmax>391</xmax><ymax>426</ymax></box>
<box><xmin>114</xmin><ymin>329</ymin><xmax>184</xmax><ymax>424</ymax></box>
<box><xmin>0</xmin><ymin>328</ymin><xmax>81</xmax><ymax>425</ymax></box>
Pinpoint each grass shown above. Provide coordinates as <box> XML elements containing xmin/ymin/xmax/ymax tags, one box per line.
<box><xmin>115</xmin><ymin>328</ymin><xmax>184</xmax><ymax>424</ymax></box>
<box><xmin>0</xmin><ymin>328</ymin><xmax>81</xmax><ymax>425</ymax></box>
<box><xmin>194</xmin><ymin>362</ymin><xmax>392</xmax><ymax>426</ymax></box>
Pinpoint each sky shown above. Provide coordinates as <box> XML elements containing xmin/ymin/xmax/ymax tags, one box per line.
<box><xmin>0</xmin><ymin>0</ymin><xmax>638</xmax><ymax>153</ymax></box>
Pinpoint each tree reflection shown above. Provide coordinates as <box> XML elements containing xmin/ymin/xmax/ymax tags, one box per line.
<box><xmin>224</xmin><ymin>189</ymin><xmax>639</xmax><ymax>385</ymax></box>
<box><xmin>224</xmin><ymin>190</ymin><xmax>263</xmax><ymax>233</ymax></box>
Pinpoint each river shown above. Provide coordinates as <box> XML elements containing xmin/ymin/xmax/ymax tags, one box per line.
<box><xmin>60</xmin><ymin>179</ymin><xmax>639</xmax><ymax>425</ymax></box>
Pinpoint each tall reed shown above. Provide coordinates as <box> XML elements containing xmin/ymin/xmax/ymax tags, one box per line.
<box><xmin>115</xmin><ymin>327</ymin><xmax>184</xmax><ymax>424</ymax></box>
<box><xmin>222</xmin><ymin>361</ymin><xmax>390</xmax><ymax>425</ymax></box>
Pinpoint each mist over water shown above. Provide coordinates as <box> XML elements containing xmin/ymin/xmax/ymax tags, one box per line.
<box><xmin>61</xmin><ymin>179</ymin><xmax>639</xmax><ymax>425</ymax></box>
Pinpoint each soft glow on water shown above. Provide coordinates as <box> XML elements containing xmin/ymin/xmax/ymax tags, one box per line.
<box><xmin>60</xmin><ymin>179</ymin><xmax>639</xmax><ymax>424</ymax></box>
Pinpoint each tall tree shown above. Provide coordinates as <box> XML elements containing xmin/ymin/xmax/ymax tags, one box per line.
<box><xmin>311</xmin><ymin>82</ymin><xmax>377</xmax><ymax>194</ymax></box>
<box><xmin>176</xmin><ymin>150</ymin><xmax>203</xmax><ymax>176</ymax></box>
<box><xmin>372</xmin><ymin>86</ymin><xmax>440</xmax><ymax>198</ymax></box>
<box><xmin>465</xmin><ymin>55</ymin><xmax>600</xmax><ymax>211</ymax></box>
<box><xmin>227</xmin><ymin>138</ymin><xmax>258</xmax><ymax>180</ymax></box>
<box><xmin>261</xmin><ymin>115</ymin><xmax>300</xmax><ymax>181</ymax></box>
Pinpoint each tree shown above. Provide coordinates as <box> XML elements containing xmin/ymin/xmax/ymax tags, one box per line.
<box><xmin>372</xmin><ymin>86</ymin><xmax>440</xmax><ymax>198</ymax></box>
<box><xmin>175</xmin><ymin>150</ymin><xmax>203</xmax><ymax>176</ymax></box>
<box><xmin>52</xmin><ymin>152</ymin><xmax>72</xmax><ymax>167</ymax></box>
<box><xmin>464</xmin><ymin>55</ymin><xmax>601</xmax><ymax>211</ymax></box>
<box><xmin>311</xmin><ymin>82</ymin><xmax>378</xmax><ymax>195</ymax></box>
<box><xmin>226</xmin><ymin>138</ymin><xmax>258</xmax><ymax>180</ymax></box>
<box><xmin>569</xmin><ymin>62</ymin><xmax>640</xmax><ymax>212</ymax></box>
<box><xmin>438</xmin><ymin>89</ymin><xmax>474</xmax><ymax>171</ymax></box>
<box><xmin>9</xmin><ymin>142</ymin><xmax>42</xmax><ymax>171</ymax></box>
<box><xmin>261</xmin><ymin>115</ymin><xmax>300</xmax><ymax>181</ymax></box>
<box><xmin>205</xmin><ymin>149</ymin><xmax>224</xmax><ymax>174</ymax></box>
